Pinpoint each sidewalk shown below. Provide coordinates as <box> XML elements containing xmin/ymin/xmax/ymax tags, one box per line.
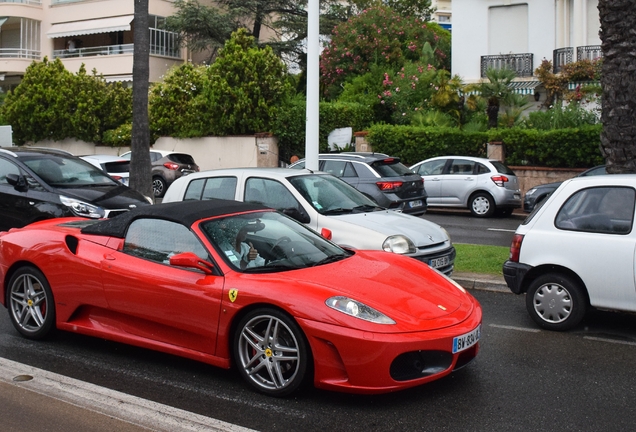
<box><xmin>452</xmin><ymin>271</ymin><xmax>510</xmax><ymax>293</ymax></box>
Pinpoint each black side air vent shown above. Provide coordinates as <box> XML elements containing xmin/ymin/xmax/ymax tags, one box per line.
<box><xmin>65</xmin><ymin>235</ymin><xmax>79</xmax><ymax>255</ymax></box>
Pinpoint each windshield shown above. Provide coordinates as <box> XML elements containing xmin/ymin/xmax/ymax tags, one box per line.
<box><xmin>201</xmin><ymin>210</ymin><xmax>350</xmax><ymax>272</ymax></box>
<box><xmin>288</xmin><ymin>174</ymin><xmax>383</xmax><ymax>215</ymax></box>
<box><xmin>23</xmin><ymin>155</ymin><xmax>118</xmax><ymax>187</ymax></box>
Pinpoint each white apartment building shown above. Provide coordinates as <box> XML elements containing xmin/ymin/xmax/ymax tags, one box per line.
<box><xmin>0</xmin><ymin>0</ymin><xmax>185</xmax><ymax>93</ymax></box>
<box><xmin>452</xmin><ymin>0</ymin><xmax>601</xmax><ymax>93</ymax></box>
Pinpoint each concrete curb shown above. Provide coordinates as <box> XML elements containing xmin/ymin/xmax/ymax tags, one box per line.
<box><xmin>451</xmin><ymin>272</ymin><xmax>510</xmax><ymax>293</ymax></box>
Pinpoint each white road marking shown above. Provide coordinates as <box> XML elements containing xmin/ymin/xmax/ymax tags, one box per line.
<box><xmin>487</xmin><ymin>228</ymin><xmax>517</xmax><ymax>233</ymax></box>
<box><xmin>0</xmin><ymin>357</ymin><xmax>256</xmax><ymax>432</ymax></box>
<box><xmin>583</xmin><ymin>336</ymin><xmax>636</xmax><ymax>346</ymax></box>
<box><xmin>489</xmin><ymin>324</ymin><xmax>541</xmax><ymax>333</ymax></box>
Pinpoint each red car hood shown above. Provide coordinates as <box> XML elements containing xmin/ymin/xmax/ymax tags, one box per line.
<box><xmin>273</xmin><ymin>250</ymin><xmax>475</xmax><ymax>333</ymax></box>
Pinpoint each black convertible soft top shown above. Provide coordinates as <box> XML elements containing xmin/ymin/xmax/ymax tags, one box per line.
<box><xmin>80</xmin><ymin>199</ymin><xmax>270</xmax><ymax>238</ymax></box>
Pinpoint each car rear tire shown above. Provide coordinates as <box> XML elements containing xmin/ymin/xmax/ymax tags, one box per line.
<box><xmin>7</xmin><ymin>266</ymin><xmax>56</xmax><ymax>340</ymax></box>
<box><xmin>233</xmin><ymin>308</ymin><xmax>311</xmax><ymax>397</ymax></box>
<box><xmin>469</xmin><ymin>192</ymin><xmax>495</xmax><ymax>217</ymax></box>
<box><xmin>153</xmin><ymin>176</ymin><xmax>168</xmax><ymax>198</ymax></box>
<box><xmin>526</xmin><ymin>273</ymin><xmax>587</xmax><ymax>331</ymax></box>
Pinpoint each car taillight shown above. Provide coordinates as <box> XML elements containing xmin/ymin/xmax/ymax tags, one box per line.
<box><xmin>164</xmin><ymin>162</ymin><xmax>180</xmax><ymax>170</ymax></box>
<box><xmin>376</xmin><ymin>181</ymin><xmax>403</xmax><ymax>191</ymax></box>
<box><xmin>491</xmin><ymin>175</ymin><xmax>509</xmax><ymax>187</ymax></box>
<box><xmin>509</xmin><ymin>234</ymin><xmax>524</xmax><ymax>262</ymax></box>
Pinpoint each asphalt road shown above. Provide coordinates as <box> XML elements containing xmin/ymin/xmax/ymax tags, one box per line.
<box><xmin>1</xmin><ymin>287</ymin><xmax>636</xmax><ymax>431</ymax></box>
<box><xmin>422</xmin><ymin>209</ymin><xmax>525</xmax><ymax>246</ymax></box>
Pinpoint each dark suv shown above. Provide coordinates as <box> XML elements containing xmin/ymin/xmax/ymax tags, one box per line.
<box><xmin>290</xmin><ymin>153</ymin><xmax>427</xmax><ymax>215</ymax></box>
<box><xmin>120</xmin><ymin>150</ymin><xmax>199</xmax><ymax>198</ymax></box>
<box><xmin>0</xmin><ymin>147</ymin><xmax>151</xmax><ymax>231</ymax></box>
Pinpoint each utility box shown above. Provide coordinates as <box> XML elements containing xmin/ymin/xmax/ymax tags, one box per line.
<box><xmin>0</xmin><ymin>125</ymin><xmax>12</xmax><ymax>146</ymax></box>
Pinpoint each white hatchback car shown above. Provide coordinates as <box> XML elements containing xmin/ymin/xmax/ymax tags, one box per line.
<box><xmin>163</xmin><ymin>168</ymin><xmax>456</xmax><ymax>275</ymax></box>
<box><xmin>410</xmin><ymin>156</ymin><xmax>521</xmax><ymax>217</ymax></box>
<box><xmin>503</xmin><ymin>174</ymin><xmax>636</xmax><ymax>330</ymax></box>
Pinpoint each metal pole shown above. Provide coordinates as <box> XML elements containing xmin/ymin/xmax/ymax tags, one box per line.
<box><xmin>304</xmin><ymin>0</ymin><xmax>320</xmax><ymax>171</ymax></box>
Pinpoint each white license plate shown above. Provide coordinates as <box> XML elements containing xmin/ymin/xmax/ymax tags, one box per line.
<box><xmin>429</xmin><ymin>256</ymin><xmax>450</xmax><ymax>268</ymax></box>
<box><xmin>452</xmin><ymin>325</ymin><xmax>481</xmax><ymax>354</ymax></box>
<box><xmin>408</xmin><ymin>200</ymin><xmax>423</xmax><ymax>208</ymax></box>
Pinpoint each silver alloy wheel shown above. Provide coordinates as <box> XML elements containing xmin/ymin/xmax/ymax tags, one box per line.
<box><xmin>152</xmin><ymin>177</ymin><xmax>166</xmax><ymax>197</ymax></box>
<box><xmin>237</xmin><ymin>314</ymin><xmax>301</xmax><ymax>392</ymax></box>
<box><xmin>9</xmin><ymin>273</ymin><xmax>50</xmax><ymax>333</ymax></box>
<box><xmin>532</xmin><ymin>282</ymin><xmax>572</xmax><ymax>324</ymax></box>
<box><xmin>472</xmin><ymin>196</ymin><xmax>491</xmax><ymax>215</ymax></box>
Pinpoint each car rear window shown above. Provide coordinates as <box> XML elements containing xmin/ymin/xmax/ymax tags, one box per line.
<box><xmin>103</xmin><ymin>161</ymin><xmax>130</xmax><ymax>173</ymax></box>
<box><xmin>370</xmin><ymin>160</ymin><xmax>415</xmax><ymax>177</ymax></box>
<box><xmin>490</xmin><ymin>161</ymin><xmax>515</xmax><ymax>175</ymax></box>
<box><xmin>168</xmin><ymin>153</ymin><xmax>196</xmax><ymax>165</ymax></box>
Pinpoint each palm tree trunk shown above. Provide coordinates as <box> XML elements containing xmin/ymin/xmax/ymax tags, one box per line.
<box><xmin>131</xmin><ymin>0</ymin><xmax>153</xmax><ymax>199</ymax></box>
<box><xmin>598</xmin><ymin>0</ymin><xmax>636</xmax><ymax>173</ymax></box>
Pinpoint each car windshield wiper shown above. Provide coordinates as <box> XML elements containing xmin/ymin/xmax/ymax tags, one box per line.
<box><xmin>352</xmin><ymin>204</ymin><xmax>384</xmax><ymax>213</ymax></box>
<box><xmin>310</xmin><ymin>254</ymin><xmax>348</xmax><ymax>267</ymax></box>
<box><xmin>322</xmin><ymin>207</ymin><xmax>354</xmax><ymax>215</ymax></box>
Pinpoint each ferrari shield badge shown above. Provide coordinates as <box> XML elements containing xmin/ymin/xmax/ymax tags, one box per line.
<box><xmin>228</xmin><ymin>289</ymin><xmax>238</xmax><ymax>302</ymax></box>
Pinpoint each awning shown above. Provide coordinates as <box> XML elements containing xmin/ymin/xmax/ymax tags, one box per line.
<box><xmin>47</xmin><ymin>15</ymin><xmax>134</xmax><ymax>39</ymax></box>
<box><xmin>508</xmin><ymin>80</ymin><xmax>540</xmax><ymax>95</ymax></box>
<box><xmin>104</xmin><ymin>75</ymin><xmax>133</xmax><ymax>83</ymax></box>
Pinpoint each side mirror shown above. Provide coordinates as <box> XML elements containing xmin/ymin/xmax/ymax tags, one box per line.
<box><xmin>320</xmin><ymin>228</ymin><xmax>333</xmax><ymax>240</ymax></box>
<box><xmin>7</xmin><ymin>173</ymin><xmax>28</xmax><ymax>192</ymax></box>
<box><xmin>283</xmin><ymin>207</ymin><xmax>311</xmax><ymax>224</ymax></box>
<box><xmin>169</xmin><ymin>252</ymin><xmax>215</xmax><ymax>274</ymax></box>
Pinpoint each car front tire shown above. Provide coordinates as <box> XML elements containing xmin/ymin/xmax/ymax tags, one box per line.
<box><xmin>526</xmin><ymin>273</ymin><xmax>587</xmax><ymax>331</ymax></box>
<box><xmin>7</xmin><ymin>266</ymin><xmax>56</xmax><ymax>340</ymax></box>
<box><xmin>469</xmin><ymin>192</ymin><xmax>495</xmax><ymax>217</ymax></box>
<box><xmin>233</xmin><ymin>308</ymin><xmax>311</xmax><ymax>397</ymax></box>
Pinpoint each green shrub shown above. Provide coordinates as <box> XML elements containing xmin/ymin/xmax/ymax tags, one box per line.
<box><xmin>102</xmin><ymin>123</ymin><xmax>133</xmax><ymax>147</ymax></box>
<box><xmin>271</xmin><ymin>98</ymin><xmax>374</xmax><ymax>163</ymax></box>
<box><xmin>365</xmin><ymin>124</ymin><xmax>603</xmax><ymax>168</ymax></box>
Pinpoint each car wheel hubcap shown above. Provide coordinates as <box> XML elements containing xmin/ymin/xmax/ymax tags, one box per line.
<box><xmin>472</xmin><ymin>197</ymin><xmax>490</xmax><ymax>215</ymax></box>
<box><xmin>533</xmin><ymin>283</ymin><xmax>572</xmax><ymax>324</ymax></box>
<box><xmin>153</xmin><ymin>179</ymin><xmax>164</xmax><ymax>196</ymax></box>
<box><xmin>237</xmin><ymin>315</ymin><xmax>300</xmax><ymax>391</ymax></box>
<box><xmin>9</xmin><ymin>274</ymin><xmax>49</xmax><ymax>332</ymax></box>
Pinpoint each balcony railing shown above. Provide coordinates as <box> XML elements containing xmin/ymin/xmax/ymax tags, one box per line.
<box><xmin>552</xmin><ymin>45</ymin><xmax>603</xmax><ymax>73</ymax></box>
<box><xmin>0</xmin><ymin>0</ymin><xmax>42</xmax><ymax>4</ymax></box>
<box><xmin>480</xmin><ymin>53</ymin><xmax>534</xmax><ymax>78</ymax></box>
<box><xmin>553</xmin><ymin>47</ymin><xmax>573</xmax><ymax>73</ymax></box>
<box><xmin>577</xmin><ymin>45</ymin><xmax>602</xmax><ymax>61</ymax></box>
<box><xmin>0</xmin><ymin>48</ymin><xmax>40</xmax><ymax>59</ymax></box>
<box><xmin>53</xmin><ymin>44</ymin><xmax>134</xmax><ymax>59</ymax></box>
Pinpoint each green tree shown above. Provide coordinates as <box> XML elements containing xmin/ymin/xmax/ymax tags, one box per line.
<box><xmin>320</xmin><ymin>6</ymin><xmax>450</xmax><ymax>99</ymax></box>
<box><xmin>204</xmin><ymin>29</ymin><xmax>292</xmax><ymax>135</ymax></box>
<box><xmin>478</xmin><ymin>68</ymin><xmax>516</xmax><ymax>129</ymax></box>
<box><xmin>149</xmin><ymin>63</ymin><xmax>209</xmax><ymax>138</ymax></box>
<box><xmin>1</xmin><ymin>58</ymin><xmax>131</xmax><ymax>145</ymax></box>
<box><xmin>352</xmin><ymin>0</ymin><xmax>433</xmax><ymax>20</ymax></box>
<box><xmin>165</xmin><ymin>0</ymin><xmax>240</xmax><ymax>63</ymax></box>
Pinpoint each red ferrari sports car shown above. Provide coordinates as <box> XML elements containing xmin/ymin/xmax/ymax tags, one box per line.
<box><xmin>0</xmin><ymin>199</ymin><xmax>482</xmax><ymax>396</ymax></box>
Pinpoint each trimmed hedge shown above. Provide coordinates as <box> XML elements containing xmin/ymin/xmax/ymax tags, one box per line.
<box><xmin>366</xmin><ymin>124</ymin><xmax>603</xmax><ymax>168</ymax></box>
<box><xmin>271</xmin><ymin>99</ymin><xmax>374</xmax><ymax>163</ymax></box>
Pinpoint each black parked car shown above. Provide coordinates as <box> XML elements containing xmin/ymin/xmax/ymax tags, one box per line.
<box><xmin>289</xmin><ymin>152</ymin><xmax>427</xmax><ymax>215</ymax></box>
<box><xmin>0</xmin><ymin>147</ymin><xmax>151</xmax><ymax>231</ymax></box>
<box><xmin>523</xmin><ymin>165</ymin><xmax>606</xmax><ymax>212</ymax></box>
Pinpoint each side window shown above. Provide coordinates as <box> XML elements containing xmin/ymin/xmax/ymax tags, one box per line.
<box><xmin>555</xmin><ymin>186</ymin><xmax>635</xmax><ymax>234</ymax></box>
<box><xmin>245</xmin><ymin>177</ymin><xmax>302</xmax><ymax>211</ymax></box>
<box><xmin>351</xmin><ymin>162</ymin><xmax>375</xmax><ymax>178</ymax></box>
<box><xmin>322</xmin><ymin>160</ymin><xmax>347</xmax><ymax>177</ymax></box>
<box><xmin>183</xmin><ymin>179</ymin><xmax>205</xmax><ymax>200</ymax></box>
<box><xmin>342</xmin><ymin>162</ymin><xmax>357</xmax><ymax>177</ymax></box>
<box><xmin>476</xmin><ymin>163</ymin><xmax>490</xmax><ymax>174</ymax></box>
<box><xmin>0</xmin><ymin>158</ymin><xmax>20</xmax><ymax>185</ymax></box>
<box><xmin>123</xmin><ymin>219</ymin><xmax>209</xmax><ymax>266</ymax></box>
<box><xmin>184</xmin><ymin>177</ymin><xmax>237</xmax><ymax>200</ymax></box>
<box><xmin>449</xmin><ymin>159</ymin><xmax>475</xmax><ymax>175</ymax></box>
<box><xmin>419</xmin><ymin>160</ymin><xmax>446</xmax><ymax>176</ymax></box>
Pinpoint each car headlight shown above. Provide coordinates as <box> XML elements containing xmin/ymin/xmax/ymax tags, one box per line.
<box><xmin>525</xmin><ymin>188</ymin><xmax>537</xmax><ymax>196</ymax></box>
<box><xmin>382</xmin><ymin>235</ymin><xmax>416</xmax><ymax>254</ymax></box>
<box><xmin>326</xmin><ymin>296</ymin><xmax>395</xmax><ymax>324</ymax></box>
<box><xmin>440</xmin><ymin>227</ymin><xmax>452</xmax><ymax>244</ymax></box>
<box><xmin>60</xmin><ymin>195</ymin><xmax>105</xmax><ymax>219</ymax></box>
